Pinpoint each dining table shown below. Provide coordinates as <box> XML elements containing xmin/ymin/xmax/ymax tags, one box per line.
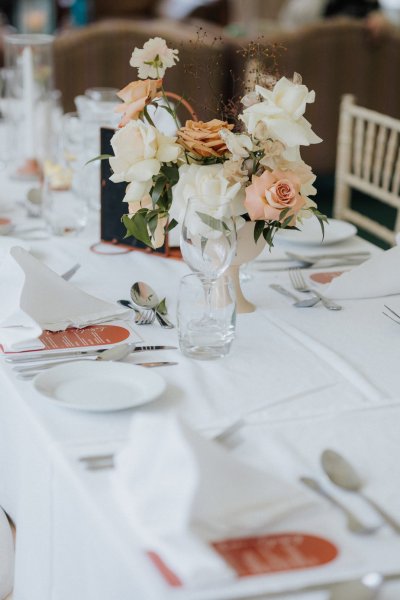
<box><xmin>1</xmin><ymin>162</ymin><xmax>400</xmax><ymax>600</ymax></box>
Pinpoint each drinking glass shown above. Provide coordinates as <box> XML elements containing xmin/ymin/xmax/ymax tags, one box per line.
<box><xmin>180</xmin><ymin>196</ymin><xmax>237</xmax><ymax>279</ymax></box>
<box><xmin>177</xmin><ymin>274</ymin><xmax>236</xmax><ymax>360</ymax></box>
<box><xmin>42</xmin><ymin>165</ymin><xmax>88</xmax><ymax>235</ymax></box>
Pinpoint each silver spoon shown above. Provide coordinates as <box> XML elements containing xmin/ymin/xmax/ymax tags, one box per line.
<box><xmin>322</xmin><ymin>449</ymin><xmax>400</xmax><ymax>534</ymax></box>
<box><xmin>300</xmin><ymin>477</ymin><xmax>378</xmax><ymax>535</ymax></box>
<box><xmin>329</xmin><ymin>572</ymin><xmax>382</xmax><ymax>600</ymax></box>
<box><xmin>130</xmin><ymin>282</ymin><xmax>174</xmax><ymax>329</ymax></box>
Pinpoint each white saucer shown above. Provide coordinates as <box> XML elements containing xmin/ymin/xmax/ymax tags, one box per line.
<box><xmin>276</xmin><ymin>218</ymin><xmax>357</xmax><ymax>246</ymax></box>
<box><xmin>0</xmin><ymin>236</ymin><xmax>30</xmax><ymax>261</ymax></box>
<box><xmin>33</xmin><ymin>361</ymin><xmax>166</xmax><ymax>412</ymax></box>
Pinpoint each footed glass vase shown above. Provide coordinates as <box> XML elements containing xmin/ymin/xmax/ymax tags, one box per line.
<box><xmin>227</xmin><ymin>221</ymin><xmax>266</xmax><ymax>314</ymax></box>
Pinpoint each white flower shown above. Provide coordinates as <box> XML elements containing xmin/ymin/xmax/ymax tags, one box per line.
<box><xmin>219</xmin><ymin>129</ymin><xmax>253</xmax><ymax>160</ymax></box>
<box><xmin>223</xmin><ymin>158</ymin><xmax>249</xmax><ymax>185</ymax></box>
<box><xmin>170</xmin><ymin>163</ymin><xmax>245</xmax><ymax>226</ymax></box>
<box><xmin>240</xmin><ymin>76</ymin><xmax>322</xmax><ymax>147</ymax></box>
<box><xmin>109</xmin><ymin>120</ymin><xmax>181</xmax><ymax>202</ymax></box>
<box><xmin>130</xmin><ymin>37</ymin><xmax>179</xmax><ymax>79</ymax></box>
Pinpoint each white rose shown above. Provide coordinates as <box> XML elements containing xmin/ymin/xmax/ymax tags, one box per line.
<box><xmin>240</xmin><ymin>76</ymin><xmax>322</xmax><ymax>148</ymax></box>
<box><xmin>170</xmin><ymin>163</ymin><xmax>245</xmax><ymax>226</ymax></box>
<box><xmin>109</xmin><ymin>120</ymin><xmax>181</xmax><ymax>189</ymax></box>
<box><xmin>219</xmin><ymin>129</ymin><xmax>253</xmax><ymax>160</ymax></box>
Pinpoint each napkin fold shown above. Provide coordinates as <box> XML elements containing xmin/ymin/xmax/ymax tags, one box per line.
<box><xmin>113</xmin><ymin>413</ymin><xmax>314</xmax><ymax>588</ymax></box>
<box><xmin>325</xmin><ymin>245</ymin><xmax>400</xmax><ymax>299</ymax></box>
<box><xmin>0</xmin><ymin>246</ymin><xmax>129</xmax><ymax>352</ymax></box>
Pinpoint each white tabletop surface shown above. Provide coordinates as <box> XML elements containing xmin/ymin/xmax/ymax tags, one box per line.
<box><xmin>1</xmin><ymin>164</ymin><xmax>400</xmax><ymax>600</ymax></box>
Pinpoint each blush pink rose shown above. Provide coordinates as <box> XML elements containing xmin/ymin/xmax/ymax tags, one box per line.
<box><xmin>244</xmin><ymin>169</ymin><xmax>305</xmax><ymax>224</ymax></box>
<box><xmin>115</xmin><ymin>79</ymin><xmax>162</xmax><ymax>127</ymax></box>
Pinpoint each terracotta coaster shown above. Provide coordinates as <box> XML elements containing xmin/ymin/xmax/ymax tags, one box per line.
<box><xmin>310</xmin><ymin>271</ymin><xmax>343</xmax><ymax>284</ymax></box>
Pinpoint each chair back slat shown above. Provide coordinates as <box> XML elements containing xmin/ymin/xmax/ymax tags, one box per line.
<box><xmin>362</xmin><ymin>120</ymin><xmax>375</xmax><ymax>182</ymax></box>
<box><xmin>372</xmin><ymin>125</ymin><xmax>387</xmax><ymax>187</ymax></box>
<box><xmin>334</xmin><ymin>94</ymin><xmax>400</xmax><ymax>246</ymax></box>
<box><xmin>383</xmin><ymin>129</ymin><xmax>398</xmax><ymax>191</ymax></box>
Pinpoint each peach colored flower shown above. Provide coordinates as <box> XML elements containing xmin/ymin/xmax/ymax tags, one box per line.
<box><xmin>115</xmin><ymin>79</ymin><xmax>162</xmax><ymax>127</ymax></box>
<box><xmin>177</xmin><ymin>119</ymin><xmax>233</xmax><ymax>158</ymax></box>
<box><xmin>245</xmin><ymin>169</ymin><xmax>306</xmax><ymax>224</ymax></box>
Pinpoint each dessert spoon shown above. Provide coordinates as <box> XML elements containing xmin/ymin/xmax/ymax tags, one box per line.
<box><xmin>321</xmin><ymin>449</ymin><xmax>400</xmax><ymax>534</ymax></box>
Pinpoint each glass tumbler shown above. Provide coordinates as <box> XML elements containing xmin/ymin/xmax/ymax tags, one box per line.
<box><xmin>177</xmin><ymin>273</ymin><xmax>236</xmax><ymax>360</ymax></box>
<box><xmin>42</xmin><ymin>164</ymin><xmax>88</xmax><ymax>236</ymax></box>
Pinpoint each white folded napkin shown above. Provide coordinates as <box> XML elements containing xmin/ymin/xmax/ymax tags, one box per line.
<box><xmin>113</xmin><ymin>413</ymin><xmax>314</xmax><ymax>588</ymax></box>
<box><xmin>325</xmin><ymin>245</ymin><xmax>400</xmax><ymax>299</ymax></box>
<box><xmin>0</xmin><ymin>246</ymin><xmax>129</xmax><ymax>352</ymax></box>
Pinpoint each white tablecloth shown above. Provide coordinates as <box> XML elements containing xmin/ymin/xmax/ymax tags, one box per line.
<box><xmin>1</xmin><ymin>170</ymin><xmax>400</xmax><ymax>600</ymax></box>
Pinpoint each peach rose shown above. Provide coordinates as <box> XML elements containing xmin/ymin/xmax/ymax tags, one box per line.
<box><xmin>115</xmin><ymin>79</ymin><xmax>162</xmax><ymax>127</ymax></box>
<box><xmin>177</xmin><ymin>119</ymin><xmax>233</xmax><ymax>158</ymax></box>
<box><xmin>245</xmin><ymin>169</ymin><xmax>305</xmax><ymax>224</ymax></box>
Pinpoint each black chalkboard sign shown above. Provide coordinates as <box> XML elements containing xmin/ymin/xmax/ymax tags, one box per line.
<box><xmin>100</xmin><ymin>127</ymin><xmax>168</xmax><ymax>255</ymax></box>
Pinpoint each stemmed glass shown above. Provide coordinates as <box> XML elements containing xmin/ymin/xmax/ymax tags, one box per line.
<box><xmin>178</xmin><ymin>196</ymin><xmax>237</xmax><ymax>359</ymax></box>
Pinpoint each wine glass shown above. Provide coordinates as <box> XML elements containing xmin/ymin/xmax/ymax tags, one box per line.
<box><xmin>178</xmin><ymin>196</ymin><xmax>237</xmax><ymax>359</ymax></box>
<box><xmin>180</xmin><ymin>196</ymin><xmax>237</xmax><ymax>279</ymax></box>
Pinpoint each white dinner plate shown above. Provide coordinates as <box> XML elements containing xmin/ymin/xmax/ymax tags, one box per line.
<box><xmin>276</xmin><ymin>218</ymin><xmax>357</xmax><ymax>246</ymax></box>
<box><xmin>0</xmin><ymin>236</ymin><xmax>30</xmax><ymax>261</ymax></box>
<box><xmin>33</xmin><ymin>361</ymin><xmax>166</xmax><ymax>412</ymax></box>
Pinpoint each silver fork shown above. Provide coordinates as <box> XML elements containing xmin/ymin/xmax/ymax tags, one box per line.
<box><xmin>289</xmin><ymin>268</ymin><xmax>342</xmax><ymax>311</ymax></box>
<box><xmin>135</xmin><ymin>309</ymin><xmax>155</xmax><ymax>325</ymax></box>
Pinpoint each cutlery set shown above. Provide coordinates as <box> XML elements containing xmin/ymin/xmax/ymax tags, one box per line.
<box><xmin>118</xmin><ymin>281</ymin><xmax>175</xmax><ymax>329</ymax></box>
<box><xmin>7</xmin><ymin>343</ymin><xmax>179</xmax><ymax>380</ymax></box>
<box><xmin>301</xmin><ymin>449</ymin><xmax>400</xmax><ymax>536</ymax></box>
<box><xmin>256</xmin><ymin>250</ymin><xmax>370</xmax><ymax>271</ymax></box>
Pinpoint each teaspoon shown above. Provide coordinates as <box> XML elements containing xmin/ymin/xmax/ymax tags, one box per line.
<box><xmin>322</xmin><ymin>449</ymin><xmax>400</xmax><ymax>534</ymax></box>
<box><xmin>130</xmin><ymin>281</ymin><xmax>175</xmax><ymax>329</ymax></box>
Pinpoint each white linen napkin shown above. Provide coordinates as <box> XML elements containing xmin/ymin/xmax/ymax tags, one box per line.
<box><xmin>0</xmin><ymin>246</ymin><xmax>129</xmax><ymax>352</ymax></box>
<box><xmin>324</xmin><ymin>245</ymin><xmax>400</xmax><ymax>299</ymax></box>
<box><xmin>112</xmin><ymin>413</ymin><xmax>314</xmax><ymax>588</ymax></box>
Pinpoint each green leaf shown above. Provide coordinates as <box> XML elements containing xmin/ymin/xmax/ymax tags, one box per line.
<box><xmin>122</xmin><ymin>214</ymin><xmax>152</xmax><ymax>248</ymax></box>
<box><xmin>201</xmin><ymin>236</ymin><xmax>207</xmax><ymax>255</ymax></box>
<box><xmin>147</xmin><ymin>214</ymin><xmax>159</xmax><ymax>238</ymax></box>
<box><xmin>196</xmin><ymin>211</ymin><xmax>230</xmax><ymax>234</ymax></box>
<box><xmin>85</xmin><ymin>154</ymin><xmax>112</xmax><ymax>166</ymax></box>
<box><xmin>161</xmin><ymin>164</ymin><xmax>180</xmax><ymax>186</ymax></box>
<box><xmin>151</xmin><ymin>176</ymin><xmax>167</xmax><ymax>205</ymax></box>
<box><xmin>253</xmin><ymin>220</ymin><xmax>265</xmax><ymax>243</ymax></box>
<box><xmin>156</xmin><ymin>298</ymin><xmax>167</xmax><ymax>315</ymax></box>
<box><xmin>143</xmin><ymin>105</ymin><xmax>156</xmax><ymax>128</ymax></box>
<box><xmin>166</xmin><ymin>218</ymin><xmax>178</xmax><ymax>232</ymax></box>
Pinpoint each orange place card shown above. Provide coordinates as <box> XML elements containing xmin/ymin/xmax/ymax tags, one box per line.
<box><xmin>0</xmin><ymin>217</ymin><xmax>11</xmax><ymax>226</ymax></box>
<box><xmin>147</xmin><ymin>533</ymin><xmax>338</xmax><ymax>587</ymax></box>
<box><xmin>212</xmin><ymin>532</ymin><xmax>338</xmax><ymax>578</ymax></box>
<box><xmin>37</xmin><ymin>324</ymin><xmax>131</xmax><ymax>351</ymax></box>
<box><xmin>310</xmin><ymin>271</ymin><xmax>344</xmax><ymax>285</ymax></box>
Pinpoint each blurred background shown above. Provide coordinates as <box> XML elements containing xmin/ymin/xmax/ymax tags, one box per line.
<box><xmin>1</xmin><ymin>0</ymin><xmax>400</xmax><ymax>238</ymax></box>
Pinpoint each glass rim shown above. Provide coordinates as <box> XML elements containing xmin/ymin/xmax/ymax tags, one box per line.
<box><xmin>4</xmin><ymin>33</ymin><xmax>54</xmax><ymax>46</ymax></box>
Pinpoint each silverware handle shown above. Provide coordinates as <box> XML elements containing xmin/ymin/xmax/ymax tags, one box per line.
<box><xmin>363</xmin><ymin>493</ymin><xmax>400</xmax><ymax>534</ymax></box>
<box><xmin>14</xmin><ymin>357</ymin><xmax>94</xmax><ymax>373</ymax></box>
<box><xmin>155</xmin><ymin>311</ymin><xmax>175</xmax><ymax>329</ymax></box>
<box><xmin>308</xmin><ymin>290</ymin><xmax>342</xmax><ymax>311</ymax></box>
<box><xmin>300</xmin><ymin>478</ymin><xmax>370</xmax><ymax>534</ymax></box>
<box><xmin>269</xmin><ymin>284</ymin><xmax>299</xmax><ymax>302</ymax></box>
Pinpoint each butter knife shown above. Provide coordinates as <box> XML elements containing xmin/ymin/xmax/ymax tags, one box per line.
<box><xmin>5</xmin><ymin>343</ymin><xmax>177</xmax><ymax>364</ymax></box>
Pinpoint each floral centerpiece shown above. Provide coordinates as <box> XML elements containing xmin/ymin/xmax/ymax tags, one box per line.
<box><xmin>108</xmin><ymin>36</ymin><xmax>326</xmax><ymax>257</ymax></box>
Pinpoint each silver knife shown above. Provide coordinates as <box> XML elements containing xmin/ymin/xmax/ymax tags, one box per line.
<box><xmin>4</xmin><ymin>344</ymin><xmax>177</xmax><ymax>364</ymax></box>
